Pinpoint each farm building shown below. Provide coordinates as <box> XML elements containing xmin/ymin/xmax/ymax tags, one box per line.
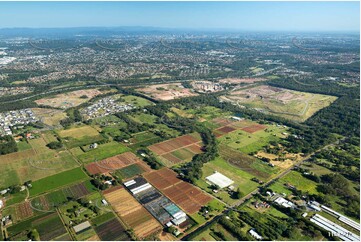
<box><xmin>249</xmin><ymin>229</ymin><xmax>263</xmax><ymax>240</ymax></box>
<box><xmin>206</xmin><ymin>171</ymin><xmax>234</xmax><ymax>189</ymax></box>
<box><xmin>310</xmin><ymin>214</ymin><xmax>360</xmax><ymax>241</ymax></box>
<box><xmin>274</xmin><ymin>197</ymin><xmax>296</xmax><ymax>208</ymax></box>
<box><xmin>164</xmin><ymin>203</ymin><xmax>187</xmax><ymax>226</ymax></box>
<box><xmin>72</xmin><ymin>221</ymin><xmax>91</xmax><ymax>234</ymax></box>
<box><xmin>124</xmin><ymin>177</ymin><xmax>152</xmax><ymax>195</ymax></box>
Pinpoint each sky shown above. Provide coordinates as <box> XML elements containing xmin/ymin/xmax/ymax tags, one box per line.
<box><xmin>0</xmin><ymin>1</ymin><xmax>359</xmax><ymax>32</ymax></box>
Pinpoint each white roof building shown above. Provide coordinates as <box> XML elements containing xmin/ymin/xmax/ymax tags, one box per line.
<box><xmin>206</xmin><ymin>171</ymin><xmax>234</xmax><ymax>189</ymax></box>
<box><xmin>274</xmin><ymin>197</ymin><xmax>295</xmax><ymax>208</ymax></box>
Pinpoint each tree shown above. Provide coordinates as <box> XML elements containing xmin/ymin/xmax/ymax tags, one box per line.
<box><xmin>28</xmin><ymin>229</ymin><xmax>40</xmax><ymax>241</ymax></box>
<box><xmin>46</xmin><ymin>141</ymin><xmax>63</xmax><ymax>149</ymax></box>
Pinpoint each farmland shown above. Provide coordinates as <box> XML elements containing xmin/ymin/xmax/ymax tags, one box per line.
<box><xmin>74</xmin><ymin>141</ymin><xmax>130</xmax><ymax>163</ymax></box>
<box><xmin>6</xmin><ymin>212</ymin><xmax>69</xmax><ymax>241</ymax></box>
<box><xmin>220</xmin><ymin>85</ymin><xmax>337</xmax><ymax>121</ymax></box>
<box><xmin>0</xmin><ymin>137</ymin><xmax>79</xmax><ymax>188</ymax></box>
<box><xmin>195</xmin><ymin>157</ymin><xmax>259</xmax><ymax>205</ymax></box>
<box><xmin>144</xmin><ymin>168</ymin><xmax>213</xmax><ymax>214</ymax></box>
<box><xmin>148</xmin><ymin>133</ymin><xmax>203</xmax><ymax>167</ymax></box>
<box><xmin>136</xmin><ymin>83</ymin><xmax>198</xmax><ymax>100</ymax></box>
<box><xmin>29</xmin><ymin>167</ymin><xmax>88</xmax><ymax>196</ymax></box>
<box><xmin>85</xmin><ymin>151</ymin><xmax>148</xmax><ymax>175</ymax></box>
<box><xmin>103</xmin><ymin>187</ymin><xmax>162</xmax><ymax>238</ymax></box>
<box><xmin>57</xmin><ymin>125</ymin><xmax>106</xmax><ymax>148</ymax></box>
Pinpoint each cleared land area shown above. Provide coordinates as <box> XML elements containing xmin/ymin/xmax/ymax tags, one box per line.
<box><xmin>221</xmin><ymin>85</ymin><xmax>337</xmax><ymax>121</ymax></box>
<box><xmin>57</xmin><ymin>125</ymin><xmax>106</xmax><ymax>148</ymax></box>
<box><xmin>85</xmin><ymin>151</ymin><xmax>149</xmax><ymax>175</ymax></box>
<box><xmin>148</xmin><ymin>133</ymin><xmax>203</xmax><ymax>167</ymax></box>
<box><xmin>144</xmin><ymin>168</ymin><xmax>212</xmax><ymax>214</ymax></box>
<box><xmin>34</xmin><ymin>88</ymin><xmax>113</xmax><ymax>109</ymax></box>
<box><xmin>74</xmin><ymin>141</ymin><xmax>130</xmax><ymax>164</ymax></box>
<box><xmin>103</xmin><ymin>187</ymin><xmax>162</xmax><ymax>238</ymax></box>
<box><xmin>218</xmin><ymin>77</ymin><xmax>266</xmax><ymax>84</ymax></box>
<box><xmin>0</xmin><ymin>137</ymin><xmax>79</xmax><ymax>188</ymax></box>
<box><xmin>29</xmin><ymin>167</ymin><xmax>88</xmax><ymax>197</ymax></box>
<box><xmin>32</xmin><ymin>108</ymin><xmax>67</xmax><ymax>127</ymax></box>
<box><xmin>136</xmin><ymin>83</ymin><xmax>198</xmax><ymax>101</ymax></box>
<box><xmin>94</xmin><ymin>218</ymin><xmax>130</xmax><ymax>241</ymax></box>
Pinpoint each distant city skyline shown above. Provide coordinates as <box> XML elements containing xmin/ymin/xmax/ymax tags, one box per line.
<box><xmin>0</xmin><ymin>1</ymin><xmax>359</xmax><ymax>32</ymax></box>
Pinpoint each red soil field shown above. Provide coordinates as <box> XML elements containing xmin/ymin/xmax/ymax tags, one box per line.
<box><xmin>143</xmin><ymin>168</ymin><xmax>212</xmax><ymax>214</ymax></box>
<box><xmin>85</xmin><ymin>152</ymin><xmax>142</xmax><ymax>175</ymax></box>
<box><xmin>241</xmin><ymin>124</ymin><xmax>267</xmax><ymax>133</ymax></box>
<box><xmin>148</xmin><ymin>134</ymin><xmax>200</xmax><ymax>156</ymax></box>
<box><xmin>17</xmin><ymin>201</ymin><xmax>34</xmax><ymax>219</ymax></box>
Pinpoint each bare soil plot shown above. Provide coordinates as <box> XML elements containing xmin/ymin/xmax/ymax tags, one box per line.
<box><xmin>218</xmin><ymin>77</ymin><xmax>266</xmax><ymax>84</ymax></box>
<box><xmin>221</xmin><ymin>85</ymin><xmax>337</xmax><ymax>121</ymax></box>
<box><xmin>35</xmin><ymin>88</ymin><xmax>113</xmax><ymax>109</ymax></box>
<box><xmin>85</xmin><ymin>151</ymin><xmax>146</xmax><ymax>175</ymax></box>
<box><xmin>136</xmin><ymin>83</ymin><xmax>198</xmax><ymax>101</ymax></box>
<box><xmin>103</xmin><ymin>187</ymin><xmax>161</xmax><ymax>238</ymax></box>
<box><xmin>144</xmin><ymin>168</ymin><xmax>212</xmax><ymax>214</ymax></box>
<box><xmin>241</xmin><ymin>124</ymin><xmax>267</xmax><ymax>133</ymax></box>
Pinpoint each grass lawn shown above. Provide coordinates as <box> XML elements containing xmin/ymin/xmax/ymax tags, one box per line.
<box><xmin>196</xmin><ymin>157</ymin><xmax>259</xmax><ymax>205</ymax></box>
<box><xmin>29</xmin><ymin>167</ymin><xmax>88</xmax><ymax>197</ymax></box>
<box><xmin>218</xmin><ymin>124</ymin><xmax>287</xmax><ymax>154</ymax></box>
<box><xmin>75</xmin><ymin>141</ymin><xmax>130</xmax><ymax>163</ymax></box>
<box><xmin>16</xmin><ymin>141</ymin><xmax>32</xmax><ymax>151</ymax></box>
<box><xmin>279</xmin><ymin>171</ymin><xmax>319</xmax><ymax>195</ymax></box>
<box><xmin>121</xmin><ymin>95</ymin><xmax>154</xmax><ymax>107</ymax></box>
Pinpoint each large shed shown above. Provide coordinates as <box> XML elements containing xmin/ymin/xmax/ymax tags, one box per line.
<box><xmin>206</xmin><ymin>171</ymin><xmax>234</xmax><ymax>189</ymax></box>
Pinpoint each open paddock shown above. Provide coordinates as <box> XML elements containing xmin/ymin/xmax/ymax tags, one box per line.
<box><xmin>241</xmin><ymin>124</ymin><xmax>267</xmax><ymax>133</ymax></box>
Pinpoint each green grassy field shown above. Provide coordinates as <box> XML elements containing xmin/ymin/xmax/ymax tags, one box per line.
<box><xmin>182</xmin><ymin>105</ymin><xmax>232</xmax><ymax>121</ymax></box>
<box><xmin>279</xmin><ymin>171</ymin><xmax>319</xmax><ymax>195</ymax></box>
<box><xmin>0</xmin><ymin>137</ymin><xmax>79</xmax><ymax>188</ymax></box>
<box><xmin>218</xmin><ymin>124</ymin><xmax>287</xmax><ymax>154</ymax></box>
<box><xmin>114</xmin><ymin>164</ymin><xmax>146</xmax><ymax>179</ymax></box>
<box><xmin>196</xmin><ymin>157</ymin><xmax>259</xmax><ymax>205</ymax></box>
<box><xmin>75</xmin><ymin>141</ymin><xmax>130</xmax><ymax>163</ymax></box>
<box><xmin>130</xmin><ymin>113</ymin><xmax>158</xmax><ymax>124</ymax></box>
<box><xmin>120</xmin><ymin>95</ymin><xmax>154</xmax><ymax>107</ymax></box>
<box><xmin>57</xmin><ymin>125</ymin><xmax>106</xmax><ymax>148</ymax></box>
<box><xmin>16</xmin><ymin>141</ymin><xmax>32</xmax><ymax>151</ymax></box>
<box><xmin>29</xmin><ymin>167</ymin><xmax>88</xmax><ymax>197</ymax></box>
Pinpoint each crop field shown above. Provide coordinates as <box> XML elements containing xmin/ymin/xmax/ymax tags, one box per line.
<box><xmin>103</xmin><ymin>187</ymin><xmax>162</xmax><ymax>238</ymax></box>
<box><xmin>85</xmin><ymin>151</ymin><xmax>148</xmax><ymax>175</ymax></box>
<box><xmin>32</xmin><ymin>108</ymin><xmax>67</xmax><ymax>127</ymax></box>
<box><xmin>30</xmin><ymin>180</ymin><xmax>95</xmax><ymax>211</ymax></box>
<box><xmin>1</xmin><ymin>201</ymin><xmax>35</xmax><ymax>224</ymax></box>
<box><xmin>29</xmin><ymin>167</ymin><xmax>88</xmax><ymax>197</ymax></box>
<box><xmin>6</xmin><ymin>212</ymin><xmax>68</xmax><ymax>241</ymax></box>
<box><xmin>136</xmin><ymin>82</ymin><xmax>198</xmax><ymax>100</ymax></box>
<box><xmin>34</xmin><ymin>88</ymin><xmax>113</xmax><ymax>109</ymax></box>
<box><xmin>74</xmin><ymin>141</ymin><xmax>130</xmax><ymax>163</ymax></box>
<box><xmin>57</xmin><ymin>125</ymin><xmax>106</xmax><ymax>148</ymax></box>
<box><xmin>0</xmin><ymin>137</ymin><xmax>79</xmax><ymax>188</ymax></box>
<box><xmin>217</xmin><ymin>123</ymin><xmax>287</xmax><ymax>154</ymax></box>
<box><xmin>219</xmin><ymin>144</ymin><xmax>278</xmax><ymax>181</ymax></box>
<box><xmin>148</xmin><ymin>133</ymin><xmax>203</xmax><ymax>166</ymax></box>
<box><xmin>195</xmin><ymin>157</ymin><xmax>259</xmax><ymax>205</ymax></box>
<box><xmin>144</xmin><ymin>168</ymin><xmax>212</xmax><ymax>214</ymax></box>
<box><xmin>94</xmin><ymin>218</ymin><xmax>130</xmax><ymax>241</ymax></box>
<box><xmin>114</xmin><ymin>163</ymin><xmax>149</xmax><ymax>179</ymax></box>
<box><xmin>221</xmin><ymin>85</ymin><xmax>337</xmax><ymax>121</ymax></box>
